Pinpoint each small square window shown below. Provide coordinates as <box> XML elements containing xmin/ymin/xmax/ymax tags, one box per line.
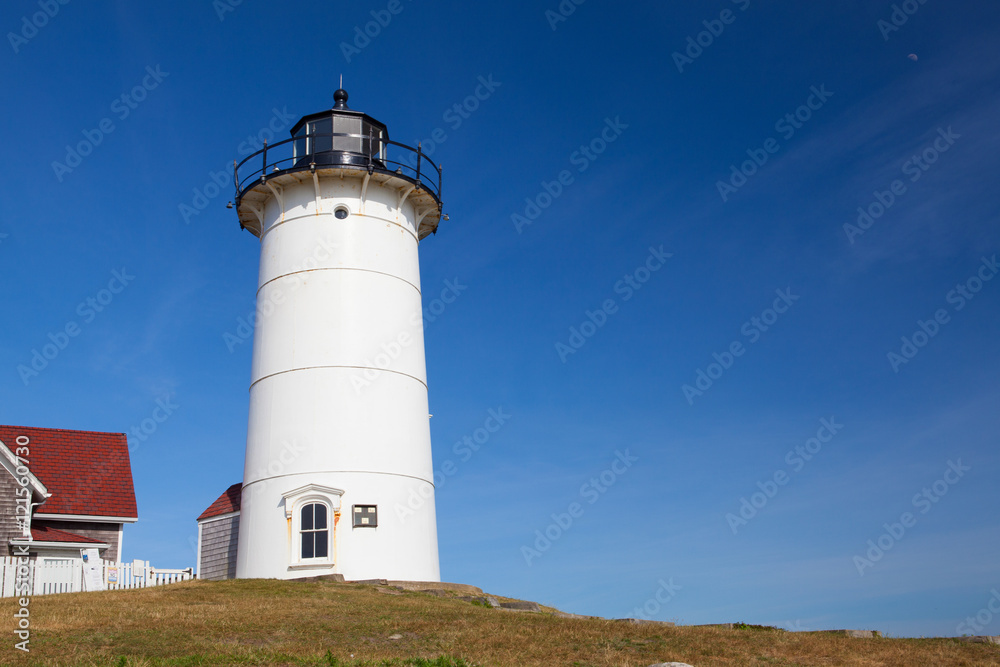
<box><xmin>353</xmin><ymin>505</ymin><xmax>377</xmax><ymax>528</ymax></box>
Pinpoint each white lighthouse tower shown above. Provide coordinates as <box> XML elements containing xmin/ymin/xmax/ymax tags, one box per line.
<box><xmin>231</xmin><ymin>89</ymin><xmax>443</xmax><ymax>582</ymax></box>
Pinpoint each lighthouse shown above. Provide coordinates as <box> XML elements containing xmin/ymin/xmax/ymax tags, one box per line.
<box><xmin>231</xmin><ymin>89</ymin><xmax>443</xmax><ymax>582</ymax></box>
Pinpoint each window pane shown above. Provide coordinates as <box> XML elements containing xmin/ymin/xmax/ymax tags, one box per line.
<box><xmin>315</xmin><ymin>504</ymin><xmax>327</xmax><ymax>529</ymax></box>
<box><xmin>301</xmin><ymin>533</ymin><xmax>314</xmax><ymax>559</ymax></box>
<box><xmin>301</xmin><ymin>504</ymin><xmax>313</xmax><ymax>531</ymax></box>
<box><xmin>352</xmin><ymin>505</ymin><xmax>378</xmax><ymax>527</ymax></box>
<box><xmin>315</xmin><ymin>532</ymin><xmax>328</xmax><ymax>558</ymax></box>
<box><xmin>362</xmin><ymin>121</ymin><xmax>379</xmax><ymax>157</ymax></box>
<box><xmin>293</xmin><ymin>127</ymin><xmax>306</xmax><ymax>160</ymax></box>
<box><xmin>309</xmin><ymin>118</ymin><xmax>332</xmax><ymax>153</ymax></box>
<box><xmin>334</xmin><ymin>116</ymin><xmax>362</xmax><ymax>153</ymax></box>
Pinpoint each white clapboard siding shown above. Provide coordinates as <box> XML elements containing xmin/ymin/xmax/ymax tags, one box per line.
<box><xmin>0</xmin><ymin>556</ymin><xmax>194</xmax><ymax>597</ymax></box>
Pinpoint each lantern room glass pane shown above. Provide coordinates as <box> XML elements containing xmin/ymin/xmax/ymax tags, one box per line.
<box><xmin>361</xmin><ymin>121</ymin><xmax>381</xmax><ymax>157</ymax></box>
<box><xmin>293</xmin><ymin>127</ymin><xmax>306</xmax><ymax>160</ymax></box>
<box><xmin>309</xmin><ymin>117</ymin><xmax>332</xmax><ymax>154</ymax></box>
<box><xmin>333</xmin><ymin>116</ymin><xmax>362</xmax><ymax>153</ymax></box>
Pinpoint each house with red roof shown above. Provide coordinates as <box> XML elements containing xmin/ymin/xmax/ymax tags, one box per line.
<box><xmin>196</xmin><ymin>483</ymin><xmax>241</xmax><ymax>580</ymax></box>
<box><xmin>0</xmin><ymin>425</ymin><xmax>138</xmax><ymax>564</ymax></box>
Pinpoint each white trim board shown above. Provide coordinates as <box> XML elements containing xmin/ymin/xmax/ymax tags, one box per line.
<box><xmin>33</xmin><ymin>513</ymin><xmax>138</xmax><ymax>523</ymax></box>
<box><xmin>196</xmin><ymin>510</ymin><xmax>240</xmax><ymax>525</ymax></box>
<box><xmin>0</xmin><ymin>438</ymin><xmax>49</xmax><ymax>499</ymax></box>
<box><xmin>10</xmin><ymin>539</ymin><xmax>111</xmax><ymax>549</ymax></box>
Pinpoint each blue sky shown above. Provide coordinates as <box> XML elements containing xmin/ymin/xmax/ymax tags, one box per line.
<box><xmin>2</xmin><ymin>0</ymin><xmax>999</xmax><ymax>638</ymax></box>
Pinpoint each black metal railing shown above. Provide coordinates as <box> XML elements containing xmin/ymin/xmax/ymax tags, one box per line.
<box><xmin>233</xmin><ymin>130</ymin><xmax>443</xmax><ymax>205</ymax></box>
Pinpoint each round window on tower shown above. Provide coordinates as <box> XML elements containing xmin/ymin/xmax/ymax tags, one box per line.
<box><xmin>334</xmin><ymin>206</ymin><xmax>350</xmax><ymax>220</ymax></box>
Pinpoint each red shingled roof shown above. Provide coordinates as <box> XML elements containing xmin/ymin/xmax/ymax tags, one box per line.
<box><xmin>0</xmin><ymin>425</ymin><xmax>138</xmax><ymax>519</ymax></box>
<box><xmin>198</xmin><ymin>482</ymin><xmax>242</xmax><ymax>521</ymax></box>
<box><xmin>27</xmin><ymin>525</ymin><xmax>105</xmax><ymax>544</ymax></box>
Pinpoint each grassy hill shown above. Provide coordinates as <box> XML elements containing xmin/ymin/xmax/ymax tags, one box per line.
<box><xmin>2</xmin><ymin>579</ymin><xmax>999</xmax><ymax>666</ymax></box>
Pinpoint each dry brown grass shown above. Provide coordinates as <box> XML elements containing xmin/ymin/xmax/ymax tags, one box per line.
<box><xmin>1</xmin><ymin>578</ymin><xmax>998</xmax><ymax>666</ymax></box>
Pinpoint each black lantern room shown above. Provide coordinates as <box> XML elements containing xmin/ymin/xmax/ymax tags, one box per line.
<box><xmin>233</xmin><ymin>88</ymin><xmax>444</xmax><ymax>240</ymax></box>
<box><xmin>290</xmin><ymin>89</ymin><xmax>388</xmax><ymax>169</ymax></box>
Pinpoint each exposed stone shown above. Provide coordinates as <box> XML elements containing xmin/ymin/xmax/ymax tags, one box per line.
<box><xmin>499</xmin><ymin>600</ymin><xmax>541</xmax><ymax>612</ymax></box>
<box><xmin>419</xmin><ymin>589</ymin><xmax>450</xmax><ymax>597</ymax></box>
<box><xmin>388</xmin><ymin>634</ymin><xmax>403</xmax><ymax>640</ymax></box>
<box><xmin>824</xmin><ymin>629</ymin><xmax>881</xmax><ymax>638</ymax></box>
<box><xmin>457</xmin><ymin>595</ymin><xmax>492</xmax><ymax>606</ymax></box>
<box><xmin>486</xmin><ymin>596</ymin><xmax>501</xmax><ymax>608</ymax></box>
<box><xmin>957</xmin><ymin>635</ymin><xmax>1000</xmax><ymax>644</ymax></box>
<box><xmin>647</xmin><ymin>663</ymin><xmax>695</xmax><ymax>667</ymax></box>
<box><xmin>386</xmin><ymin>580</ymin><xmax>484</xmax><ymax>595</ymax></box>
<box><xmin>555</xmin><ymin>611</ymin><xmax>602</xmax><ymax>620</ymax></box>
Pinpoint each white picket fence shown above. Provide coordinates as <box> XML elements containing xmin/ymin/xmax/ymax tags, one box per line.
<box><xmin>0</xmin><ymin>556</ymin><xmax>194</xmax><ymax>597</ymax></box>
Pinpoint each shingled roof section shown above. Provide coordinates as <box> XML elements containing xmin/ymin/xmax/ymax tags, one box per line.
<box><xmin>28</xmin><ymin>525</ymin><xmax>105</xmax><ymax>544</ymax></box>
<box><xmin>198</xmin><ymin>483</ymin><xmax>242</xmax><ymax>521</ymax></box>
<box><xmin>0</xmin><ymin>425</ymin><xmax>138</xmax><ymax>519</ymax></box>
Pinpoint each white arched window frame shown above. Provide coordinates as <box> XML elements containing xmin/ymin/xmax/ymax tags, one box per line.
<box><xmin>282</xmin><ymin>484</ymin><xmax>343</xmax><ymax>569</ymax></box>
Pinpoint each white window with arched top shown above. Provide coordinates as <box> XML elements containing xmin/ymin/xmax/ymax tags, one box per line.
<box><xmin>282</xmin><ymin>483</ymin><xmax>343</xmax><ymax>571</ymax></box>
<box><xmin>299</xmin><ymin>502</ymin><xmax>329</xmax><ymax>560</ymax></box>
